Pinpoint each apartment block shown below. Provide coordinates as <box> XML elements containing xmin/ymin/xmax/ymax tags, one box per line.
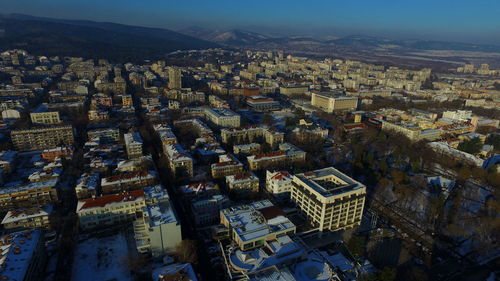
<box><xmin>101</xmin><ymin>170</ymin><xmax>157</xmax><ymax>194</ymax></box>
<box><xmin>211</xmin><ymin>154</ymin><xmax>244</xmax><ymax>179</ymax></box>
<box><xmin>164</xmin><ymin>144</ymin><xmax>194</xmax><ymax>177</ymax></box>
<box><xmin>11</xmin><ymin>125</ymin><xmax>74</xmax><ymax>151</ymax></box>
<box><xmin>30</xmin><ymin>110</ymin><xmax>61</xmax><ymax>125</ymax></box>
<box><xmin>204</xmin><ymin>108</ymin><xmax>241</xmax><ymax>128</ymax></box>
<box><xmin>311</xmin><ymin>92</ymin><xmax>359</xmax><ymax>112</ymax></box>
<box><xmin>77</xmin><ymin>189</ymin><xmax>146</xmax><ymax>231</ymax></box>
<box><xmin>134</xmin><ymin>186</ymin><xmax>182</xmax><ymax>257</ymax></box>
<box><xmin>226</xmin><ymin>172</ymin><xmax>260</xmax><ymax>193</ymax></box>
<box><xmin>87</xmin><ymin>127</ymin><xmax>120</xmax><ymax>143</ymax></box>
<box><xmin>220</xmin><ymin>126</ymin><xmax>284</xmax><ymax>147</ymax></box>
<box><xmin>124</xmin><ymin>132</ymin><xmax>143</xmax><ymax>159</ymax></box>
<box><xmin>0</xmin><ymin>179</ymin><xmax>59</xmax><ymax>209</ymax></box>
<box><xmin>291</xmin><ymin>167</ymin><xmax>366</xmax><ymax>232</ymax></box>
<box><xmin>1</xmin><ymin>205</ymin><xmax>53</xmax><ymax>230</ymax></box>
<box><xmin>266</xmin><ymin>170</ymin><xmax>293</xmax><ymax>196</ymax></box>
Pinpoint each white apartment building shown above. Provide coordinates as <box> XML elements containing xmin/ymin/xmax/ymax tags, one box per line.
<box><xmin>124</xmin><ymin>132</ymin><xmax>143</xmax><ymax>159</ymax></box>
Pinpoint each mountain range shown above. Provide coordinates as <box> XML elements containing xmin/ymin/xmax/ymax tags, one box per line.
<box><xmin>0</xmin><ymin>14</ymin><xmax>219</xmax><ymax>62</ymax></box>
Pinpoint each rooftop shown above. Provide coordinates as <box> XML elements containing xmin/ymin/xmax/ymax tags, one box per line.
<box><xmin>295</xmin><ymin>167</ymin><xmax>365</xmax><ymax>197</ymax></box>
<box><xmin>0</xmin><ymin>229</ymin><xmax>43</xmax><ymax>281</ymax></box>
<box><xmin>76</xmin><ymin>189</ymin><xmax>145</xmax><ymax>212</ymax></box>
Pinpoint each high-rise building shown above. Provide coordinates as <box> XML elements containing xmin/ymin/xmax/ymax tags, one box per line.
<box><xmin>168</xmin><ymin>66</ymin><xmax>182</xmax><ymax>89</ymax></box>
<box><xmin>291</xmin><ymin>167</ymin><xmax>366</xmax><ymax>232</ymax></box>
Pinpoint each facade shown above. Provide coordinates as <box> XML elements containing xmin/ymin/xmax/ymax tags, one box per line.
<box><xmin>291</xmin><ymin>167</ymin><xmax>366</xmax><ymax>232</ymax></box>
<box><xmin>75</xmin><ymin>173</ymin><xmax>99</xmax><ymax>199</ymax></box>
<box><xmin>11</xmin><ymin>125</ymin><xmax>74</xmax><ymax>151</ymax></box>
<box><xmin>77</xmin><ymin>189</ymin><xmax>146</xmax><ymax>231</ymax></box>
<box><xmin>134</xmin><ymin>186</ymin><xmax>182</xmax><ymax>257</ymax></box>
<box><xmin>124</xmin><ymin>132</ymin><xmax>143</xmax><ymax>159</ymax></box>
<box><xmin>211</xmin><ymin>154</ymin><xmax>244</xmax><ymax>179</ymax></box>
<box><xmin>382</xmin><ymin>121</ymin><xmax>441</xmax><ymax>142</ymax></box>
<box><xmin>266</xmin><ymin>170</ymin><xmax>293</xmax><ymax>196</ymax></box>
<box><xmin>87</xmin><ymin>127</ymin><xmax>120</xmax><ymax>143</ymax></box>
<box><xmin>279</xmin><ymin>85</ymin><xmax>309</xmax><ymax>96</ymax></box>
<box><xmin>204</xmin><ymin>108</ymin><xmax>241</xmax><ymax>127</ymax></box>
<box><xmin>30</xmin><ymin>111</ymin><xmax>61</xmax><ymax>125</ymax></box>
<box><xmin>168</xmin><ymin>66</ymin><xmax>182</xmax><ymax>89</ymax></box>
<box><xmin>0</xmin><ymin>179</ymin><xmax>59</xmax><ymax>209</ymax></box>
<box><xmin>190</xmin><ymin>195</ymin><xmax>230</xmax><ymax>226</ymax></box>
<box><xmin>101</xmin><ymin>170</ymin><xmax>157</xmax><ymax>194</ymax></box>
<box><xmin>164</xmin><ymin>144</ymin><xmax>194</xmax><ymax>177</ymax></box>
<box><xmin>0</xmin><ymin>229</ymin><xmax>46</xmax><ymax>281</ymax></box>
<box><xmin>1</xmin><ymin>205</ymin><xmax>53</xmax><ymax>230</ymax></box>
<box><xmin>41</xmin><ymin>146</ymin><xmax>73</xmax><ymax>162</ymax></box>
<box><xmin>247</xmin><ymin>151</ymin><xmax>287</xmax><ymax>171</ymax></box>
<box><xmin>311</xmin><ymin>92</ymin><xmax>359</xmax><ymax>112</ymax></box>
<box><xmin>233</xmin><ymin>143</ymin><xmax>261</xmax><ymax>155</ymax></box>
<box><xmin>226</xmin><ymin>172</ymin><xmax>260</xmax><ymax>193</ymax></box>
<box><xmin>220</xmin><ymin>126</ymin><xmax>284</xmax><ymax>147</ymax></box>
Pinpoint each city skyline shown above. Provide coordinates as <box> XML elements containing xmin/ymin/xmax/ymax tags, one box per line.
<box><xmin>2</xmin><ymin>0</ymin><xmax>500</xmax><ymax>45</ymax></box>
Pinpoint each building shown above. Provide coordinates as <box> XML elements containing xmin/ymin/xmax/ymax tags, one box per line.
<box><xmin>246</xmin><ymin>96</ymin><xmax>281</xmax><ymax>111</ymax></box>
<box><xmin>87</xmin><ymin>127</ymin><xmax>120</xmax><ymax>143</ymax></box>
<box><xmin>220</xmin><ymin>200</ymin><xmax>296</xmax><ymax>251</ymax></box>
<box><xmin>0</xmin><ymin>229</ymin><xmax>46</xmax><ymax>281</ymax></box>
<box><xmin>311</xmin><ymin>92</ymin><xmax>358</xmax><ymax>112</ymax></box>
<box><xmin>0</xmin><ymin>179</ymin><xmax>59</xmax><ymax>209</ymax></box>
<box><xmin>164</xmin><ymin>144</ymin><xmax>193</xmax><ymax>177</ymax></box>
<box><xmin>168</xmin><ymin>66</ymin><xmax>182</xmax><ymax>89</ymax></box>
<box><xmin>11</xmin><ymin>125</ymin><xmax>74</xmax><ymax>151</ymax></box>
<box><xmin>190</xmin><ymin>195</ymin><xmax>230</xmax><ymax>226</ymax></box>
<box><xmin>124</xmin><ymin>132</ymin><xmax>143</xmax><ymax>159</ymax></box>
<box><xmin>41</xmin><ymin>146</ymin><xmax>73</xmax><ymax>162</ymax></box>
<box><xmin>266</xmin><ymin>170</ymin><xmax>293</xmax><ymax>197</ymax></box>
<box><xmin>75</xmin><ymin>173</ymin><xmax>99</xmax><ymax>199</ymax></box>
<box><xmin>152</xmin><ymin>263</ymin><xmax>198</xmax><ymax>281</ymax></box>
<box><xmin>247</xmin><ymin>143</ymin><xmax>305</xmax><ymax>171</ymax></box>
<box><xmin>226</xmin><ymin>172</ymin><xmax>260</xmax><ymax>193</ymax></box>
<box><xmin>442</xmin><ymin>110</ymin><xmax>472</xmax><ymax>122</ymax></box>
<box><xmin>77</xmin><ymin>189</ymin><xmax>146</xmax><ymax>231</ymax></box>
<box><xmin>101</xmin><ymin>170</ymin><xmax>157</xmax><ymax>194</ymax></box>
<box><xmin>1</xmin><ymin>205</ymin><xmax>53</xmax><ymax>230</ymax></box>
<box><xmin>279</xmin><ymin>85</ymin><xmax>309</xmax><ymax>96</ymax></box>
<box><xmin>30</xmin><ymin>106</ymin><xmax>61</xmax><ymax>125</ymax></box>
<box><xmin>204</xmin><ymin>108</ymin><xmax>241</xmax><ymax>128</ymax></box>
<box><xmin>134</xmin><ymin>186</ymin><xmax>182</xmax><ymax>257</ymax></box>
<box><xmin>0</xmin><ymin>150</ymin><xmax>17</xmax><ymax>174</ymax></box>
<box><xmin>291</xmin><ymin>167</ymin><xmax>366</xmax><ymax>232</ymax></box>
<box><xmin>382</xmin><ymin>121</ymin><xmax>441</xmax><ymax>142</ymax></box>
<box><xmin>221</xmin><ymin>126</ymin><xmax>284</xmax><ymax>147</ymax></box>
<box><xmin>233</xmin><ymin>143</ymin><xmax>261</xmax><ymax>155</ymax></box>
<box><xmin>211</xmin><ymin>154</ymin><xmax>244</xmax><ymax>179</ymax></box>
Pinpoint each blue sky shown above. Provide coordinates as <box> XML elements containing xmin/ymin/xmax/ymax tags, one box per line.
<box><xmin>2</xmin><ymin>0</ymin><xmax>500</xmax><ymax>44</ymax></box>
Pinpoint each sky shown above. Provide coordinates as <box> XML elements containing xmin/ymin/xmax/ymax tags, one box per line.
<box><xmin>1</xmin><ymin>0</ymin><xmax>500</xmax><ymax>45</ymax></box>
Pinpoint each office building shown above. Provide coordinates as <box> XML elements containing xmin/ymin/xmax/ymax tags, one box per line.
<box><xmin>291</xmin><ymin>167</ymin><xmax>366</xmax><ymax>232</ymax></box>
<box><xmin>311</xmin><ymin>92</ymin><xmax>359</xmax><ymax>112</ymax></box>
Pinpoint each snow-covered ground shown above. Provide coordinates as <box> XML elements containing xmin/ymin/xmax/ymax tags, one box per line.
<box><xmin>72</xmin><ymin>233</ymin><xmax>132</xmax><ymax>281</ymax></box>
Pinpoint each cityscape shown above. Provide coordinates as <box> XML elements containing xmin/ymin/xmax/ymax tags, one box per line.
<box><xmin>0</xmin><ymin>1</ymin><xmax>499</xmax><ymax>281</ymax></box>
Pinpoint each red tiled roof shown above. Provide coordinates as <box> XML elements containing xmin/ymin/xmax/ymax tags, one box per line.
<box><xmin>78</xmin><ymin>189</ymin><xmax>144</xmax><ymax>210</ymax></box>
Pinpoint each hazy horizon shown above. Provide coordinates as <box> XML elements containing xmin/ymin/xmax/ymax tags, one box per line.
<box><xmin>2</xmin><ymin>0</ymin><xmax>500</xmax><ymax>45</ymax></box>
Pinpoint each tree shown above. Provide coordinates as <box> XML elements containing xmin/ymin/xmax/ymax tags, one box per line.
<box><xmin>262</xmin><ymin>113</ymin><xmax>274</xmax><ymax>126</ymax></box>
<box><xmin>377</xmin><ymin>267</ymin><xmax>397</xmax><ymax>281</ymax></box>
<box><xmin>347</xmin><ymin>235</ymin><xmax>366</xmax><ymax>258</ymax></box>
<box><xmin>457</xmin><ymin>137</ymin><xmax>482</xmax><ymax>154</ymax></box>
<box><xmin>174</xmin><ymin>240</ymin><xmax>198</xmax><ymax>264</ymax></box>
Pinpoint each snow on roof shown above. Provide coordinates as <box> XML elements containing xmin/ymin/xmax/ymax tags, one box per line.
<box><xmin>179</xmin><ymin>182</ymin><xmax>216</xmax><ymax>195</ymax></box>
<box><xmin>164</xmin><ymin>144</ymin><xmax>192</xmax><ymax>162</ymax></box>
<box><xmin>101</xmin><ymin>170</ymin><xmax>156</xmax><ymax>186</ymax></box>
<box><xmin>76</xmin><ymin>189</ymin><xmax>145</xmax><ymax>212</ymax></box>
<box><xmin>75</xmin><ymin>173</ymin><xmax>99</xmax><ymax>191</ymax></box>
<box><xmin>428</xmin><ymin>142</ymin><xmax>484</xmax><ymax>167</ymax></box>
<box><xmin>226</xmin><ymin>172</ymin><xmax>259</xmax><ymax>185</ymax></box>
<box><xmin>144</xmin><ymin>200</ymin><xmax>178</xmax><ymax>227</ymax></box>
<box><xmin>0</xmin><ymin>229</ymin><xmax>43</xmax><ymax>281</ymax></box>
<box><xmin>0</xmin><ymin>179</ymin><xmax>58</xmax><ymax>196</ymax></box>
<box><xmin>222</xmin><ymin>200</ymin><xmax>295</xmax><ymax>242</ymax></box>
<box><xmin>1</xmin><ymin>205</ymin><xmax>53</xmax><ymax>225</ymax></box>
